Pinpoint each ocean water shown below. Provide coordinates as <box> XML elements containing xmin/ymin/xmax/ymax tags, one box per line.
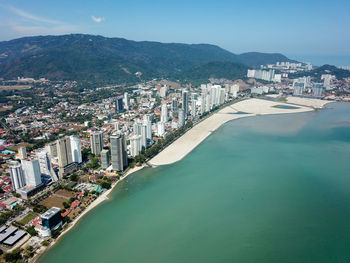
<box><xmin>288</xmin><ymin>54</ymin><xmax>350</xmax><ymax>67</ymax></box>
<box><xmin>39</xmin><ymin>102</ymin><xmax>350</xmax><ymax>263</ymax></box>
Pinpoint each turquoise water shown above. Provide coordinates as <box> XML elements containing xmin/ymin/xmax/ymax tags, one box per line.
<box><xmin>39</xmin><ymin>102</ymin><xmax>350</xmax><ymax>263</ymax></box>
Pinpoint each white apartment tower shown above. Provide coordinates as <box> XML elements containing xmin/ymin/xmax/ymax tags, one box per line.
<box><xmin>70</xmin><ymin>136</ymin><xmax>82</xmax><ymax>164</ymax></box>
<box><xmin>21</xmin><ymin>159</ymin><xmax>42</xmax><ymax>187</ymax></box>
<box><xmin>10</xmin><ymin>163</ymin><xmax>25</xmax><ymax>190</ymax></box>
<box><xmin>90</xmin><ymin>131</ymin><xmax>104</xmax><ymax>155</ymax></box>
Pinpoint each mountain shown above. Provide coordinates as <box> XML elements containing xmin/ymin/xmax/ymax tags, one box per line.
<box><xmin>176</xmin><ymin>61</ymin><xmax>248</xmax><ymax>84</ymax></box>
<box><xmin>0</xmin><ymin>34</ymin><xmax>295</xmax><ymax>84</ymax></box>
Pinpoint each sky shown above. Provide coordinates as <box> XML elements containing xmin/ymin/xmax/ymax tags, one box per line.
<box><xmin>0</xmin><ymin>0</ymin><xmax>349</xmax><ymax>62</ymax></box>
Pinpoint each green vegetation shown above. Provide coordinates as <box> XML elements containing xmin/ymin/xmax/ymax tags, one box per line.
<box><xmin>26</xmin><ymin>226</ymin><xmax>37</xmax><ymax>236</ymax></box>
<box><xmin>17</xmin><ymin>212</ymin><xmax>37</xmax><ymax>225</ymax></box>
<box><xmin>0</xmin><ymin>34</ymin><xmax>293</xmax><ymax>84</ymax></box>
<box><xmin>0</xmin><ymin>206</ymin><xmax>25</xmax><ymax>225</ymax></box>
<box><xmin>3</xmin><ymin>249</ymin><xmax>22</xmax><ymax>262</ymax></box>
<box><xmin>175</xmin><ymin>61</ymin><xmax>248</xmax><ymax>84</ymax></box>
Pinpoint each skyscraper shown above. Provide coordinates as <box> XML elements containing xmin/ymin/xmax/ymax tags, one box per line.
<box><xmin>90</xmin><ymin>131</ymin><xmax>103</xmax><ymax>155</ymax></box>
<box><xmin>130</xmin><ymin>135</ymin><xmax>142</xmax><ymax>157</ymax></box>
<box><xmin>9</xmin><ymin>163</ymin><xmax>25</xmax><ymax>190</ymax></box>
<box><xmin>18</xmin><ymin>146</ymin><xmax>27</xmax><ymax>160</ymax></box>
<box><xmin>101</xmin><ymin>149</ymin><xmax>110</xmax><ymax>169</ymax></box>
<box><xmin>171</xmin><ymin>98</ymin><xmax>178</xmax><ymax>112</ymax></box>
<box><xmin>182</xmin><ymin>90</ymin><xmax>189</xmax><ymax>118</ymax></box>
<box><xmin>157</xmin><ymin>122</ymin><xmax>165</xmax><ymax>137</ymax></box>
<box><xmin>21</xmin><ymin>159</ymin><xmax>42</xmax><ymax>187</ymax></box>
<box><xmin>161</xmin><ymin>103</ymin><xmax>168</xmax><ymax>123</ymax></box>
<box><xmin>57</xmin><ymin>137</ymin><xmax>73</xmax><ymax>168</ymax></box>
<box><xmin>143</xmin><ymin>115</ymin><xmax>153</xmax><ymax>147</ymax></box>
<box><xmin>115</xmin><ymin>96</ymin><xmax>124</xmax><ymax>113</ymax></box>
<box><xmin>36</xmin><ymin>149</ymin><xmax>59</xmax><ymax>182</ymax></box>
<box><xmin>178</xmin><ymin>108</ymin><xmax>185</xmax><ymax>127</ymax></box>
<box><xmin>124</xmin><ymin>92</ymin><xmax>130</xmax><ymax>110</ymax></box>
<box><xmin>110</xmin><ymin>132</ymin><xmax>128</xmax><ymax>172</ymax></box>
<box><xmin>70</xmin><ymin>136</ymin><xmax>82</xmax><ymax>164</ymax></box>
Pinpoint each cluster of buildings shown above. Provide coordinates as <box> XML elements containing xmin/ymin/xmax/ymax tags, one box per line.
<box><xmin>9</xmin><ymin>135</ymin><xmax>81</xmax><ymax>198</ymax></box>
<box><xmin>247</xmin><ymin>69</ymin><xmax>282</xmax><ymax>82</ymax></box>
<box><xmin>261</xmin><ymin>61</ymin><xmax>313</xmax><ymax>72</ymax></box>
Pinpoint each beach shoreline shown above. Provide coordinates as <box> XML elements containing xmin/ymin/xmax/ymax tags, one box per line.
<box><xmin>149</xmin><ymin>97</ymin><xmax>331</xmax><ymax>166</ymax></box>
<box><xmin>32</xmin><ymin>165</ymin><xmax>146</xmax><ymax>263</ymax></box>
<box><xmin>33</xmin><ymin>96</ymin><xmax>332</xmax><ymax>262</ymax></box>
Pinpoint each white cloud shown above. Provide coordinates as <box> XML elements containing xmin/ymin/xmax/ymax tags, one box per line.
<box><xmin>6</xmin><ymin>5</ymin><xmax>62</xmax><ymax>25</ymax></box>
<box><xmin>91</xmin><ymin>16</ymin><xmax>105</xmax><ymax>23</ymax></box>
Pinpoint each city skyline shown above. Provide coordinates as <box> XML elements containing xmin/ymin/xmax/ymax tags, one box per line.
<box><xmin>0</xmin><ymin>0</ymin><xmax>349</xmax><ymax>62</ymax></box>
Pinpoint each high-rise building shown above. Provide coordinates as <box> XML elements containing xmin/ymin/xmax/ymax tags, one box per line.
<box><xmin>157</xmin><ymin>122</ymin><xmax>165</xmax><ymax>137</ymax></box>
<box><xmin>41</xmin><ymin>207</ymin><xmax>62</xmax><ymax>230</ymax></box>
<box><xmin>113</xmin><ymin>121</ymin><xmax>120</xmax><ymax>131</ymax></box>
<box><xmin>159</xmin><ymin>86</ymin><xmax>168</xmax><ymax>98</ymax></box>
<box><xmin>57</xmin><ymin>137</ymin><xmax>73</xmax><ymax>168</ymax></box>
<box><xmin>161</xmin><ymin>103</ymin><xmax>168</xmax><ymax>123</ymax></box>
<box><xmin>21</xmin><ymin>159</ymin><xmax>42</xmax><ymax>187</ymax></box>
<box><xmin>140</xmin><ymin>125</ymin><xmax>147</xmax><ymax>149</ymax></box>
<box><xmin>143</xmin><ymin>115</ymin><xmax>153</xmax><ymax>147</ymax></box>
<box><xmin>230</xmin><ymin>84</ymin><xmax>239</xmax><ymax>98</ymax></box>
<box><xmin>182</xmin><ymin>90</ymin><xmax>189</xmax><ymax>118</ymax></box>
<box><xmin>45</xmin><ymin>142</ymin><xmax>58</xmax><ymax>159</ymax></box>
<box><xmin>101</xmin><ymin>149</ymin><xmax>110</xmax><ymax>169</ymax></box>
<box><xmin>219</xmin><ymin>88</ymin><xmax>226</xmax><ymax>105</ymax></box>
<box><xmin>90</xmin><ymin>131</ymin><xmax>103</xmax><ymax>155</ymax></box>
<box><xmin>70</xmin><ymin>136</ymin><xmax>82</xmax><ymax>164</ymax></box>
<box><xmin>115</xmin><ymin>96</ymin><xmax>124</xmax><ymax>113</ymax></box>
<box><xmin>130</xmin><ymin>135</ymin><xmax>142</xmax><ymax>157</ymax></box>
<box><xmin>9</xmin><ymin>163</ymin><xmax>25</xmax><ymax>190</ymax></box>
<box><xmin>124</xmin><ymin>92</ymin><xmax>130</xmax><ymax>110</ymax></box>
<box><xmin>18</xmin><ymin>146</ymin><xmax>27</xmax><ymax>160</ymax></box>
<box><xmin>171</xmin><ymin>98</ymin><xmax>178</xmax><ymax>112</ymax></box>
<box><xmin>178</xmin><ymin>108</ymin><xmax>185</xmax><ymax>127</ymax></box>
<box><xmin>200</xmin><ymin>94</ymin><xmax>206</xmax><ymax>115</ymax></box>
<box><xmin>205</xmin><ymin>93</ymin><xmax>211</xmax><ymax>112</ymax></box>
<box><xmin>36</xmin><ymin>150</ymin><xmax>59</xmax><ymax>182</ymax></box>
<box><xmin>191</xmin><ymin>99</ymin><xmax>197</xmax><ymax>118</ymax></box>
<box><xmin>312</xmin><ymin>84</ymin><xmax>324</xmax><ymax>98</ymax></box>
<box><xmin>110</xmin><ymin>132</ymin><xmax>128</xmax><ymax>172</ymax></box>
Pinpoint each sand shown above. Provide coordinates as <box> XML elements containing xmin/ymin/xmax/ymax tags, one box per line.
<box><xmin>32</xmin><ymin>96</ymin><xmax>332</xmax><ymax>262</ymax></box>
<box><xmin>286</xmin><ymin>96</ymin><xmax>330</xmax><ymax>108</ymax></box>
<box><xmin>149</xmin><ymin>98</ymin><xmax>328</xmax><ymax>166</ymax></box>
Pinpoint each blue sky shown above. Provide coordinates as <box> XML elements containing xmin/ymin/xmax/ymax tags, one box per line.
<box><xmin>0</xmin><ymin>0</ymin><xmax>349</xmax><ymax>58</ymax></box>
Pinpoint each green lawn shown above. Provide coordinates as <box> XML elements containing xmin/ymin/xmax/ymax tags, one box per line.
<box><xmin>17</xmin><ymin>212</ymin><xmax>38</xmax><ymax>225</ymax></box>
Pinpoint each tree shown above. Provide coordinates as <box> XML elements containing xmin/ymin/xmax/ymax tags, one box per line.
<box><xmin>3</xmin><ymin>249</ymin><xmax>22</xmax><ymax>262</ymax></box>
<box><xmin>41</xmin><ymin>240</ymin><xmax>49</xmax><ymax>246</ymax></box>
<box><xmin>70</xmin><ymin>173</ymin><xmax>78</xmax><ymax>182</ymax></box>
<box><xmin>100</xmin><ymin>181</ymin><xmax>111</xmax><ymax>189</ymax></box>
<box><xmin>63</xmin><ymin>202</ymin><xmax>70</xmax><ymax>209</ymax></box>
<box><xmin>26</xmin><ymin>226</ymin><xmax>37</xmax><ymax>236</ymax></box>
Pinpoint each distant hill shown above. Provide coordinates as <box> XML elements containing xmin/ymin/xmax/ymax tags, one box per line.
<box><xmin>0</xmin><ymin>34</ymin><xmax>295</xmax><ymax>84</ymax></box>
<box><xmin>176</xmin><ymin>61</ymin><xmax>248</xmax><ymax>84</ymax></box>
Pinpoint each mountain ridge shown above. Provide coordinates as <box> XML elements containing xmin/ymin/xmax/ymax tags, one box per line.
<box><xmin>0</xmin><ymin>34</ymin><xmax>295</xmax><ymax>84</ymax></box>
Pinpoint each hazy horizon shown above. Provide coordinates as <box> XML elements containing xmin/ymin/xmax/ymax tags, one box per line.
<box><xmin>0</xmin><ymin>0</ymin><xmax>349</xmax><ymax>61</ymax></box>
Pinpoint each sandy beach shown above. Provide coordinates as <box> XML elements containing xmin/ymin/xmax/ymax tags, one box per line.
<box><xmin>149</xmin><ymin>97</ymin><xmax>330</xmax><ymax>166</ymax></box>
<box><xmin>33</xmin><ymin>96</ymin><xmax>331</xmax><ymax>262</ymax></box>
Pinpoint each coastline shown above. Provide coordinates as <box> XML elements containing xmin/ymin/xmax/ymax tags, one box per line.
<box><xmin>33</xmin><ymin>96</ymin><xmax>332</xmax><ymax>262</ymax></box>
<box><xmin>149</xmin><ymin>97</ymin><xmax>331</xmax><ymax>166</ymax></box>
<box><xmin>32</xmin><ymin>165</ymin><xmax>146</xmax><ymax>263</ymax></box>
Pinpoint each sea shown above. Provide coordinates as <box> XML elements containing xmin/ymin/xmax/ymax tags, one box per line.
<box><xmin>288</xmin><ymin>54</ymin><xmax>350</xmax><ymax>67</ymax></box>
<box><xmin>39</xmin><ymin>102</ymin><xmax>350</xmax><ymax>263</ymax></box>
